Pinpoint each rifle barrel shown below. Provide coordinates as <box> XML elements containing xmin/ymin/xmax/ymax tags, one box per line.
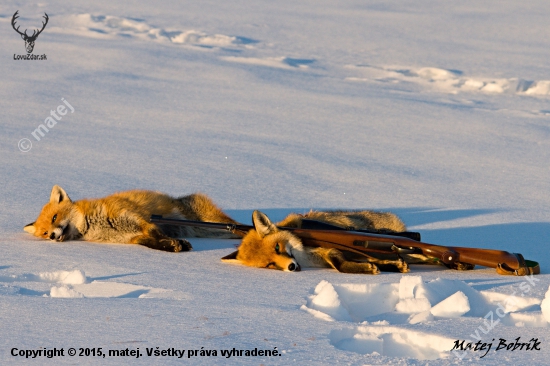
<box><xmin>150</xmin><ymin>215</ymin><xmax>524</xmax><ymax>271</ymax></box>
<box><xmin>150</xmin><ymin>215</ymin><xmax>253</xmax><ymax>234</ymax></box>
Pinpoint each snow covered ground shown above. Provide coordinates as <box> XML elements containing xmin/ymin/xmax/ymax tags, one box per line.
<box><xmin>1</xmin><ymin>0</ymin><xmax>549</xmax><ymax>364</ymax></box>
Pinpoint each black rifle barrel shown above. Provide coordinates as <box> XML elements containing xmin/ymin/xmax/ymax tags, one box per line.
<box><xmin>150</xmin><ymin>215</ymin><xmax>253</xmax><ymax>233</ymax></box>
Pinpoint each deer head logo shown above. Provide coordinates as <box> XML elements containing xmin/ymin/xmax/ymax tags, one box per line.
<box><xmin>12</xmin><ymin>11</ymin><xmax>49</xmax><ymax>54</ymax></box>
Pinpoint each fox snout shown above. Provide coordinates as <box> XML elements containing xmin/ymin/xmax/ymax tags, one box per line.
<box><xmin>266</xmin><ymin>256</ymin><xmax>301</xmax><ymax>272</ymax></box>
<box><xmin>50</xmin><ymin>226</ymin><xmax>67</xmax><ymax>241</ymax></box>
<box><xmin>288</xmin><ymin>262</ymin><xmax>301</xmax><ymax>272</ymax></box>
<box><xmin>279</xmin><ymin>252</ymin><xmax>301</xmax><ymax>272</ymax></box>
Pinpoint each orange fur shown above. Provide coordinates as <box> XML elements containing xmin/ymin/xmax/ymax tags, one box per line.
<box><xmin>224</xmin><ymin>210</ymin><xmax>409</xmax><ymax>274</ymax></box>
<box><xmin>24</xmin><ymin>185</ymin><xmax>238</xmax><ymax>252</ymax></box>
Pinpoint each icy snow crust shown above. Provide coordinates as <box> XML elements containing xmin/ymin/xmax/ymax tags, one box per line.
<box><xmin>2</xmin><ymin>0</ymin><xmax>550</xmax><ymax>364</ymax></box>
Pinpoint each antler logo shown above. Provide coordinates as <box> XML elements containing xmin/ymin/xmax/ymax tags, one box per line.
<box><xmin>11</xmin><ymin>10</ymin><xmax>49</xmax><ymax>54</ymax></box>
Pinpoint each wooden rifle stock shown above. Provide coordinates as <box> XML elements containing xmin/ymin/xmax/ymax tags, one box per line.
<box><xmin>150</xmin><ymin>215</ymin><xmax>540</xmax><ymax>276</ymax></box>
<box><xmin>292</xmin><ymin>228</ymin><xmax>516</xmax><ymax>268</ymax></box>
<box><xmin>296</xmin><ymin>219</ymin><xmax>528</xmax><ymax>271</ymax></box>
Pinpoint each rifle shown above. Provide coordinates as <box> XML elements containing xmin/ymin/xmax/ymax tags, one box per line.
<box><xmin>150</xmin><ymin>215</ymin><xmax>540</xmax><ymax>276</ymax></box>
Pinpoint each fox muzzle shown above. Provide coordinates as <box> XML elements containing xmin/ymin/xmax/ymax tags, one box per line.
<box><xmin>287</xmin><ymin>262</ymin><xmax>301</xmax><ymax>272</ymax></box>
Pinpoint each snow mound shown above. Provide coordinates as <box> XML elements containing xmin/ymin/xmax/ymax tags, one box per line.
<box><xmin>0</xmin><ymin>269</ymin><xmax>188</xmax><ymax>299</ymax></box>
<box><xmin>414</xmin><ymin>278</ymin><xmax>491</xmax><ymax>317</ymax></box>
<box><xmin>50</xmin><ymin>281</ymin><xmax>189</xmax><ymax>299</ymax></box>
<box><xmin>304</xmin><ymin>280</ymin><xmax>399</xmax><ymax>322</ymax></box>
<box><xmin>304</xmin><ymin>276</ymin><xmax>549</xmax><ymax>326</ymax></box>
<box><xmin>39</xmin><ymin>269</ymin><xmax>87</xmax><ymax>285</ymax></box>
<box><xmin>408</xmin><ymin>310</ymin><xmax>434</xmax><ymax>325</ymax></box>
<box><xmin>395</xmin><ymin>275</ymin><xmax>431</xmax><ymax>314</ymax></box>
<box><xmin>430</xmin><ymin>291</ymin><xmax>470</xmax><ymax>318</ymax></box>
<box><xmin>305</xmin><ymin>276</ymin><xmax>494</xmax><ymax>324</ymax></box>
<box><xmin>221</xmin><ymin>56</ymin><xmax>315</xmax><ymax>70</ymax></box>
<box><xmin>50</xmin><ymin>281</ymin><xmax>153</xmax><ymax>298</ymax></box>
<box><xmin>395</xmin><ymin>297</ymin><xmax>431</xmax><ymax>314</ymax></box>
<box><xmin>346</xmin><ymin>64</ymin><xmax>550</xmax><ymax>97</ymax></box>
<box><xmin>506</xmin><ymin>312</ymin><xmax>548</xmax><ymax>328</ymax></box>
<box><xmin>49</xmin><ymin>14</ymin><xmax>256</xmax><ymax>49</ymax></box>
<box><xmin>305</xmin><ymin>280</ymin><xmax>352</xmax><ymax>321</ymax></box>
<box><xmin>305</xmin><ymin>276</ymin><xmax>549</xmax><ymax>360</ymax></box>
<box><xmin>481</xmin><ymin>290</ymin><xmax>541</xmax><ymax>313</ymax></box>
<box><xmin>398</xmin><ymin>275</ymin><xmax>422</xmax><ymax>299</ymax></box>
<box><xmin>541</xmin><ymin>286</ymin><xmax>550</xmax><ymax>323</ymax></box>
<box><xmin>0</xmin><ymin>269</ymin><xmax>87</xmax><ymax>284</ymax></box>
<box><xmin>50</xmin><ymin>286</ymin><xmax>84</xmax><ymax>298</ymax></box>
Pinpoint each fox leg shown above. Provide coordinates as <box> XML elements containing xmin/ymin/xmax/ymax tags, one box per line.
<box><xmin>130</xmin><ymin>233</ymin><xmax>192</xmax><ymax>252</ymax></box>
<box><xmin>319</xmin><ymin>248</ymin><xmax>380</xmax><ymax>274</ymax></box>
<box><xmin>130</xmin><ymin>223</ymin><xmax>192</xmax><ymax>252</ymax></box>
<box><xmin>365</xmin><ymin>254</ymin><xmax>410</xmax><ymax>273</ymax></box>
<box><xmin>318</xmin><ymin>248</ymin><xmax>409</xmax><ymax>274</ymax></box>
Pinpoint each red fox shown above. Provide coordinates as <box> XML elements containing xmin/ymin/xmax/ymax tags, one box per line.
<box><xmin>24</xmin><ymin>185</ymin><xmax>239</xmax><ymax>252</ymax></box>
<box><xmin>223</xmin><ymin>210</ymin><xmax>410</xmax><ymax>274</ymax></box>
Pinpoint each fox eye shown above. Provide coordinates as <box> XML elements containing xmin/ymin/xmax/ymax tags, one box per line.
<box><xmin>43</xmin><ymin>231</ymin><xmax>48</xmax><ymax>236</ymax></box>
<box><xmin>275</xmin><ymin>243</ymin><xmax>280</xmax><ymax>254</ymax></box>
<box><xmin>52</xmin><ymin>214</ymin><xmax>57</xmax><ymax>223</ymax></box>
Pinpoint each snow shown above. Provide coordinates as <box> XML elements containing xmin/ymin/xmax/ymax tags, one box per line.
<box><xmin>40</xmin><ymin>269</ymin><xmax>87</xmax><ymax>285</ymax></box>
<box><xmin>329</xmin><ymin>325</ymin><xmax>454</xmax><ymax>360</ymax></box>
<box><xmin>1</xmin><ymin>0</ymin><xmax>550</xmax><ymax>364</ymax></box>
<box><xmin>304</xmin><ymin>276</ymin><xmax>548</xmax><ymax>359</ymax></box>
<box><xmin>429</xmin><ymin>291</ymin><xmax>470</xmax><ymax>318</ymax></box>
<box><xmin>346</xmin><ymin>64</ymin><xmax>550</xmax><ymax>95</ymax></box>
<box><xmin>395</xmin><ymin>298</ymin><xmax>431</xmax><ymax>315</ymax></box>
<box><xmin>541</xmin><ymin>286</ymin><xmax>550</xmax><ymax>323</ymax></box>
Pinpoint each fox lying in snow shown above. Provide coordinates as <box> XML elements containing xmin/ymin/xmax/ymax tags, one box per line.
<box><xmin>24</xmin><ymin>185</ymin><xmax>239</xmax><ymax>252</ymax></box>
<box><xmin>223</xmin><ymin>210</ymin><xmax>411</xmax><ymax>274</ymax></box>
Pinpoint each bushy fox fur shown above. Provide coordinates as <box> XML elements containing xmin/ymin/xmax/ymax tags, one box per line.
<box><xmin>24</xmin><ymin>185</ymin><xmax>239</xmax><ymax>252</ymax></box>
<box><xmin>223</xmin><ymin>210</ymin><xmax>410</xmax><ymax>274</ymax></box>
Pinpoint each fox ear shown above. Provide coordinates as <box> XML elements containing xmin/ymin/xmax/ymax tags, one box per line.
<box><xmin>24</xmin><ymin>222</ymin><xmax>36</xmax><ymax>234</ymax></box>
<box><xmin>50</xmin><ymin>185</ymin><xmax>71</xmax><ymax>203</ymax></box>
<box><xmin>252</xmin><ymin>210</ymin><xmax>277</xmax><ymax>238</ymax></box>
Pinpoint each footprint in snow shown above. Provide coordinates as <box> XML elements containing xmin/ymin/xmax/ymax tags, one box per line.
<box><xmin>0</xmin><ymin>269</ymin><xmax>188</xmax><ymax>299</ymax></box>
<box><xmin>47</xmin><ymin>13</ymin><xmax>258</xmax><ymax>50</ymax></box>
<box><xmin>346</xmin><ymin>64</ymin><xmax>550</xmax><ymax>97</ymax></box>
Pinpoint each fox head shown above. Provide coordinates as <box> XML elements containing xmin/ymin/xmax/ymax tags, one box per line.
<box><xmin>24</xmin><ymin>185</ymin><xmax>81</xmax><ymax>242</ymax></box>
<box><xmin>223</xmin><ymin>210</ymin><xmax>303</xmax><ymax>272</ymax></box>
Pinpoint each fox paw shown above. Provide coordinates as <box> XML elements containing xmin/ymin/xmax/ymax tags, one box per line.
<box><xmin>177</xmin><ymin>239</ymin><xmax>193</xmax><ymax>252</ymax></box>
<box><xmin>396</xmin><ymin>258</ymin><xmax>410</xmax><ymax>273</ymax></box>
<box><xmin>369</xmin><ymin>264</ymin><xmax>381</xmax><ymax>275</ymax></box>
<box><xmin>357</xmin><ymin>263</ymin><xmax>380</xmax><ymax>275</ymax></box>
<box><xmin>445</xmin><ymin>262</ymin><xmax>474</xmax><ymax>271</ymax></box>
<box><xmin>158</xmin><ymin>239</ymin><xmax>192</xmax><ymax>252</ymax></box>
